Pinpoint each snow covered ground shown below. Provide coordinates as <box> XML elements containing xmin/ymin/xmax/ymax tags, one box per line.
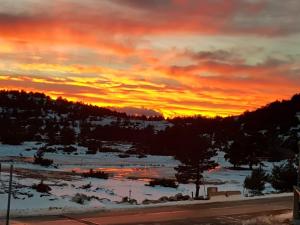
<box><xmin>0</xmin><ymin>142</ymin><xmax>291</xmax><ymax>217</ymax></box>
<box><xmin>242</xmin><ymin>211</ymin><xmax>292</xmax><ymax>225</ymax></box>
<box><xmin>89</xmin><ymin>116</ymin><xmax>172</xmax><ymax>132</ymax></box>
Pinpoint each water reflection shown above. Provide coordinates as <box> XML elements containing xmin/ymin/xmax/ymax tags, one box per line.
<box><xmin>70</xmin><ymin>167</ymin><xmax>175</xmax><ymax>181</ymax></box>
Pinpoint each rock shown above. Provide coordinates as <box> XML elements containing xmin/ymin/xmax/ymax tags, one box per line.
<box><xmin>175</xmin><ymin>193</ymin><xmax>183</xmax><ymax>200</ymax></box>
<box><xmin>168</xmin><ymin>196</ymin><xmax>177</xmax><ymax>201</ymax></box>
<box><xmin>128</xmin><ymin>199</ymin><xmax>138</xmax><ymax>205</ymax></box>
<box><xmin>121</xmin><ymin>196</ymin><xmax>129</xmax><ymax>203</ymax></box>
<box><xmin>142</xmin><ymin>199</ymin><xmax>159</xmax><ymax>204</ymax></box>
<box><xmin>158</xmin><ymin>196</ymin><xmax>169</xmax><ymax>202</ymax></box>
<box><xmin>142</xmin><ymin>199</ymin><xmax>151</xmax><ymax>204</ymax></box>
<box><xmin>72</xmin><ymin>193</ymin><xmax>91</xmax><ymax>204</ymax></box>
<box><xmin>182</xmin><ymin>195</ymin><xmax>191</xmax><ymax>201</ymax></box>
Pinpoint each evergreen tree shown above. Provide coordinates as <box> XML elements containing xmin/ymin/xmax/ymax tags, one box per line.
<box><xmin>45</xmin><ymin>123</ymin><xmax>59</xmax><ymax>145</ymax></box>
<box><xmin>224</xmin><ymin>140</ymin><xmax>247</xmax><ymax>168</ymax></box>
<box><xmin>175</xmin><ymin>135</ymin><xmax>217</xmax><ymax>198</ymax></box>
<box><xmin>60</xmin><ymin>126</ymin><xmax>76</xmax><ymax>145</ymax></box>
<box><xmin>271</xmin><ymin>160</ymin><xmax>297</xmax><ymax>192</ymax></box>
<box><xmin>78</xmin><ymin>121</ymin><xmax>91</xmax><ymax>144</ymax></box>
<box><xmin>225</xmin><ymin>133</ymin><xmax>262</xmax><ymax>169</ymax></box>
<box><xmin>244</xmin><ymin>168</ymin><xmax>268</xmax><ymax>195</ymax></box>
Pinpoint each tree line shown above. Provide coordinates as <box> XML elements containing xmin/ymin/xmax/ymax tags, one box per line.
<box><xmin>1</xmin><ymin>90</ymin><xmax>299</xmax><ymax>198</ymax></box>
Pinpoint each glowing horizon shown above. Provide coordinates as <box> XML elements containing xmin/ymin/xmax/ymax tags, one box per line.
<box><xmin>0</xmin><ymin>0</ymin><xmax>299</xmax><ymax>117</ymax></box>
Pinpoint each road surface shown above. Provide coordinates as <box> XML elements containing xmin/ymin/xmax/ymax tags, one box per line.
<box><xmin>2</xmin><ymin>196</ymin><xmax>293</xmax><ymax>225</ymax></box>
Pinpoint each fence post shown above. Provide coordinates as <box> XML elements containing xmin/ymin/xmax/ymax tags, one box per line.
<box><xmin>129</xmin><ymin>189</ymin><xmax>132</xmax><ymax>200</ymax></box>
<box><xmin>294</xmin><ymin>186</ymin><xmax>300</xmax><ymax>221</ymax></box>
<box><xmin>6</xmin><ymin>164</ymin><xmax>13</xmax><ymax>225</ymax></box>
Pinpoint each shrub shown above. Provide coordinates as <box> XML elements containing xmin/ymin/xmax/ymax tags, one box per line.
<box><xmin>271</xmin><ymin>161</ymin><xmax>297</xmax><ymax>192</ymax></box>
<box><xmin>121</xmin><ymin>196</ymin><xmax>138</xmax><ymax>205</ymax></box>
<box><xmin>80</xmin><ymin>182</ymin><xmax>92</xmax><ymax>189</ymax></box>
<box><xmin>33</xmin><ymin>154</ymin><xmax>53</xmax><ymax>167</ymax></box>
<box><xmin>147</xmin><ymin>178</ymin><xmax>178</xmax><ymax>188</ymax></box>
<box><xmin>71</xmin><ymin>193</ymin><xmax>100</xmax><ymax>205</ymax></box>
<box><xmin>32</xmin><ymin>181</ymin><xmax>51</xmax><ymax>193</ymax></box>
<box><xmin>81</xmin><ymin>139</ymin><xmax>102</xmax><ymax>153</ymax></box>
<box><xmin>118</xmin><ymin>154</ymin><xmax>130</xmax><ymax>158</ymax></box>
<box><xmin>63</xmin><ymin>145</ymin><xmax>77</xmax><ymax>154</ymax></box>
<box><xmin>244</xmin><ymin>168</ymin><xmax>268</xmax><ymax>195</ymax></box>
<box><xmin>83</xmin><ymin>169</ymin><xmax>109</xmax><ymax>179</ymax></box>
<box><xmin>38</xmin><ymin>146</ymin><xmax>56</xmax><ymax>153</ymax></box>
<box><xmin>72</xmin><ymin>193</ymin><xmax>91</xmax><ymax>204</ymax></box>
<box><xmin>99</xmin><ymin>147</ymin><xmax>121</xmax><ymax>153</ymax></box>
<box><xmin>137</xmin><ymin>154</ymin><xmax>147</xmax><ymax>158</ymax></box>
<box><xmin>86</xmin><ymin>148</ymin><xmax>97</xmax><ymax>154</ymax></box>
<box><xmin>1</xmin><ymin>130</ymin><xmax>25</xmax><ymax>145</ymax></box>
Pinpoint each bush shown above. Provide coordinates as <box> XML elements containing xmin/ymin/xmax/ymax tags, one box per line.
<box><xmin>32</xmin><ymin>181</ymin><xmax>51</xmax><ymax>193</ymax></box>
<box><xmin>33</xmin><ymin>154</ymin><xmax>53</xmax><ymax>167</ymax></box>
<box><xmin>83</xmin><ymin>169</ymin><xmax>109</xmax><ymax>179</ymax></box>
<box><xmin>81</xmin><ymin>139</ymin><xmax>102</xmax><ymax>153</ymax></box>
<box><xmin>147</xmin><ymin>178</ymin><xmax>178</xmax><ymax>188</ymax></box>
<box><xmin>86</xmin><ymin>148</ymin><xmax>97</xmax><ymax>154</ymax></box>
<box><xmin>99</xmin><ymin>147</ymin><xmax>121</xmax><ymax>153</ymax></box>
<box><xmin>121</xmin><ymin>196</ymin><xmax>138</xmax><ymax>205</ymax></box>
<box><xmin>137</xmin><ymin>154</ymin><xmax>147</xmax><ymax>158</ymax></box>
<box><xmin>71</xmin><ymin>193</ymin><xmax>100</xmax><ymax>205</ymax></box>
<box><xmin>1</xmin><ymin>130</ymin><xmax>25</xmax><ymax>145</ymax></box>
<box><xmin>63</xmin><ymin>145</ymin><xmax>77</xmax><ymax>154</ymax></box>
<box><xmin>118</xmin><ymin>154</ymin><xmax>130</xmax><ymax>158</ymax></box>
<box><xmin>244</xmin><ymin>168</ymin><xmax>268</xmax><ymax>195</ymax></box>
<box><xmin>38</xmin><ymin>146</ymin><xmax>56</xmax><ymax>153</ymax></box>
<box><xmin>271</xmin><ymin>161</ymin><xmax>297</xmax><ymax>192</ymax></box>
<box><xmin>72</xmin><ymin>193</ymin><xmax>91</xmax><ymax>204</ymax></box>
<box><xmin>80</xmin><ymin>182</ymin><xmax>92</xmax><ymax>189</ymax></box>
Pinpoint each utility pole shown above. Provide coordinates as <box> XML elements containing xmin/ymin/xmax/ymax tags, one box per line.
<box><xmin>6</xmin><ymin>164</ymin><xmax>13</xmax><ymax>225</ymax></box>
<box><xmin>298</xmin><ymin>141</ymin><xmax>300</xmax><ymax>187</ymax></box>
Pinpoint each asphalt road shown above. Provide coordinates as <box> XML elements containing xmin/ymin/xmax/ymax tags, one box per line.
<box><xmin>2</xmin><ymin>196</ymin><xmax>293</xmax><ymax>225</ymax></box>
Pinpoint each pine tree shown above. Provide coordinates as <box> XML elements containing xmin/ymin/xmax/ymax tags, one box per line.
<box><xmin>224</xmin><ymin>140</ymin><xmax>247</xmax><ymax>169</ymax></box>
<box><xmin>225</xmin><ymin>133</ymin><xmax>262</xmax><ymax>169</ymax></box>
<box><xmin>244</xmin><ymin>168</ymin><xmax>268</xmax><ymax>195</ymax></box>
<box><xmin>60</xmin><ymin>126</ymin><xmax>76</xmax><ymax>145</ymax></box>
<box><xmin>175</xmin><ymin>135</ymin><xmax>217</xmax><ymax>198</ymax></box>
<box><xmin>271</xmin><ymin>160</ymin><xmax>297</xmax><ymax>192</ymax></box>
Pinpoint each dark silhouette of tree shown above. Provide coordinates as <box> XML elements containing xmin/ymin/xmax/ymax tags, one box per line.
<box><xmin>175</xmin><ymin>135</ymin><xmax>217</xmax><ymax>198</ymax></box>
<box><xmin>271</xmin><ymin>160</ymin><xmax>297</xmax><ymax>192</ymax></box>
<box><xmin>0</xmin><ymin>89</ymin><xmax>299</xmax><ymax>164</ymax></box>
<box><xmin>224</xmin><ymin>140</ymin><xmax>247</xmax><ymax>169</ymax></box>
<box><xmin>244</xmin><ymin>167</ymin><xmax>268</xmax><ymax>195</ymax></box>
<box><xmin>1</xmin><ymin>122</ymin><xmax>25</xmax><ymax>145</ymax></box>
<box><xmin>60</xmin><ymin>126</ymin><xmax>76</xmax><ymax>145</ymax></box>
<box><xmin>225</xmin><ymin>133</ymin><xmax>262</xmax><ymax>169</ymax></box>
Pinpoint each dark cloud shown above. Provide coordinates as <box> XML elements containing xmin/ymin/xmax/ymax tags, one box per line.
<box><xmin>183</xmin><ymin>50</ymin><xmax>244</xmax><ymax>64</ymax></box>
<box><xmin>0</xmin><ymin>0</ymin><xmax>299</xmax><ymax>37</ymax></box>
<box><xmin>112</xmin><ymin>0</ymin><xmax>173</xmax><ymax>9</ymax></box>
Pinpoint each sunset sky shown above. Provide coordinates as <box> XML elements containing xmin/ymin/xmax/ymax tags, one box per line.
<box><xmin>0</xmin><ymin>0</ymin><xmax>299</xmax><ymax>117</ymax></box>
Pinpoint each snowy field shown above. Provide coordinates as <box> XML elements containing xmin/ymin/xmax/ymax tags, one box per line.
<box><xmin>0</xmin><ymin>142</ymin><xmax>291</xmax><ymax>217</ymax></box>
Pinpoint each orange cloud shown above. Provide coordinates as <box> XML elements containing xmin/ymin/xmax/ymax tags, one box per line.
<box><xmin>0</xmin><ymin>1</ymin><xmax>299</xmax><ymax>117</ymax></box>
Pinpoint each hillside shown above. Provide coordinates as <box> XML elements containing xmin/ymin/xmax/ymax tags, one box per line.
<box><xmin>0</xmin><ymin>90</ymin><xmax>299</xmax><ymax>215</ymax></box>
<box><xmin>0</xmin><ymin>90</ymin><xmax>170</xmax><ymax>148</ymax></box>
<box><xmin>0</xmin><ymin>90</ymin><xmax>299</xmax><ymax>162</ymax></box>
